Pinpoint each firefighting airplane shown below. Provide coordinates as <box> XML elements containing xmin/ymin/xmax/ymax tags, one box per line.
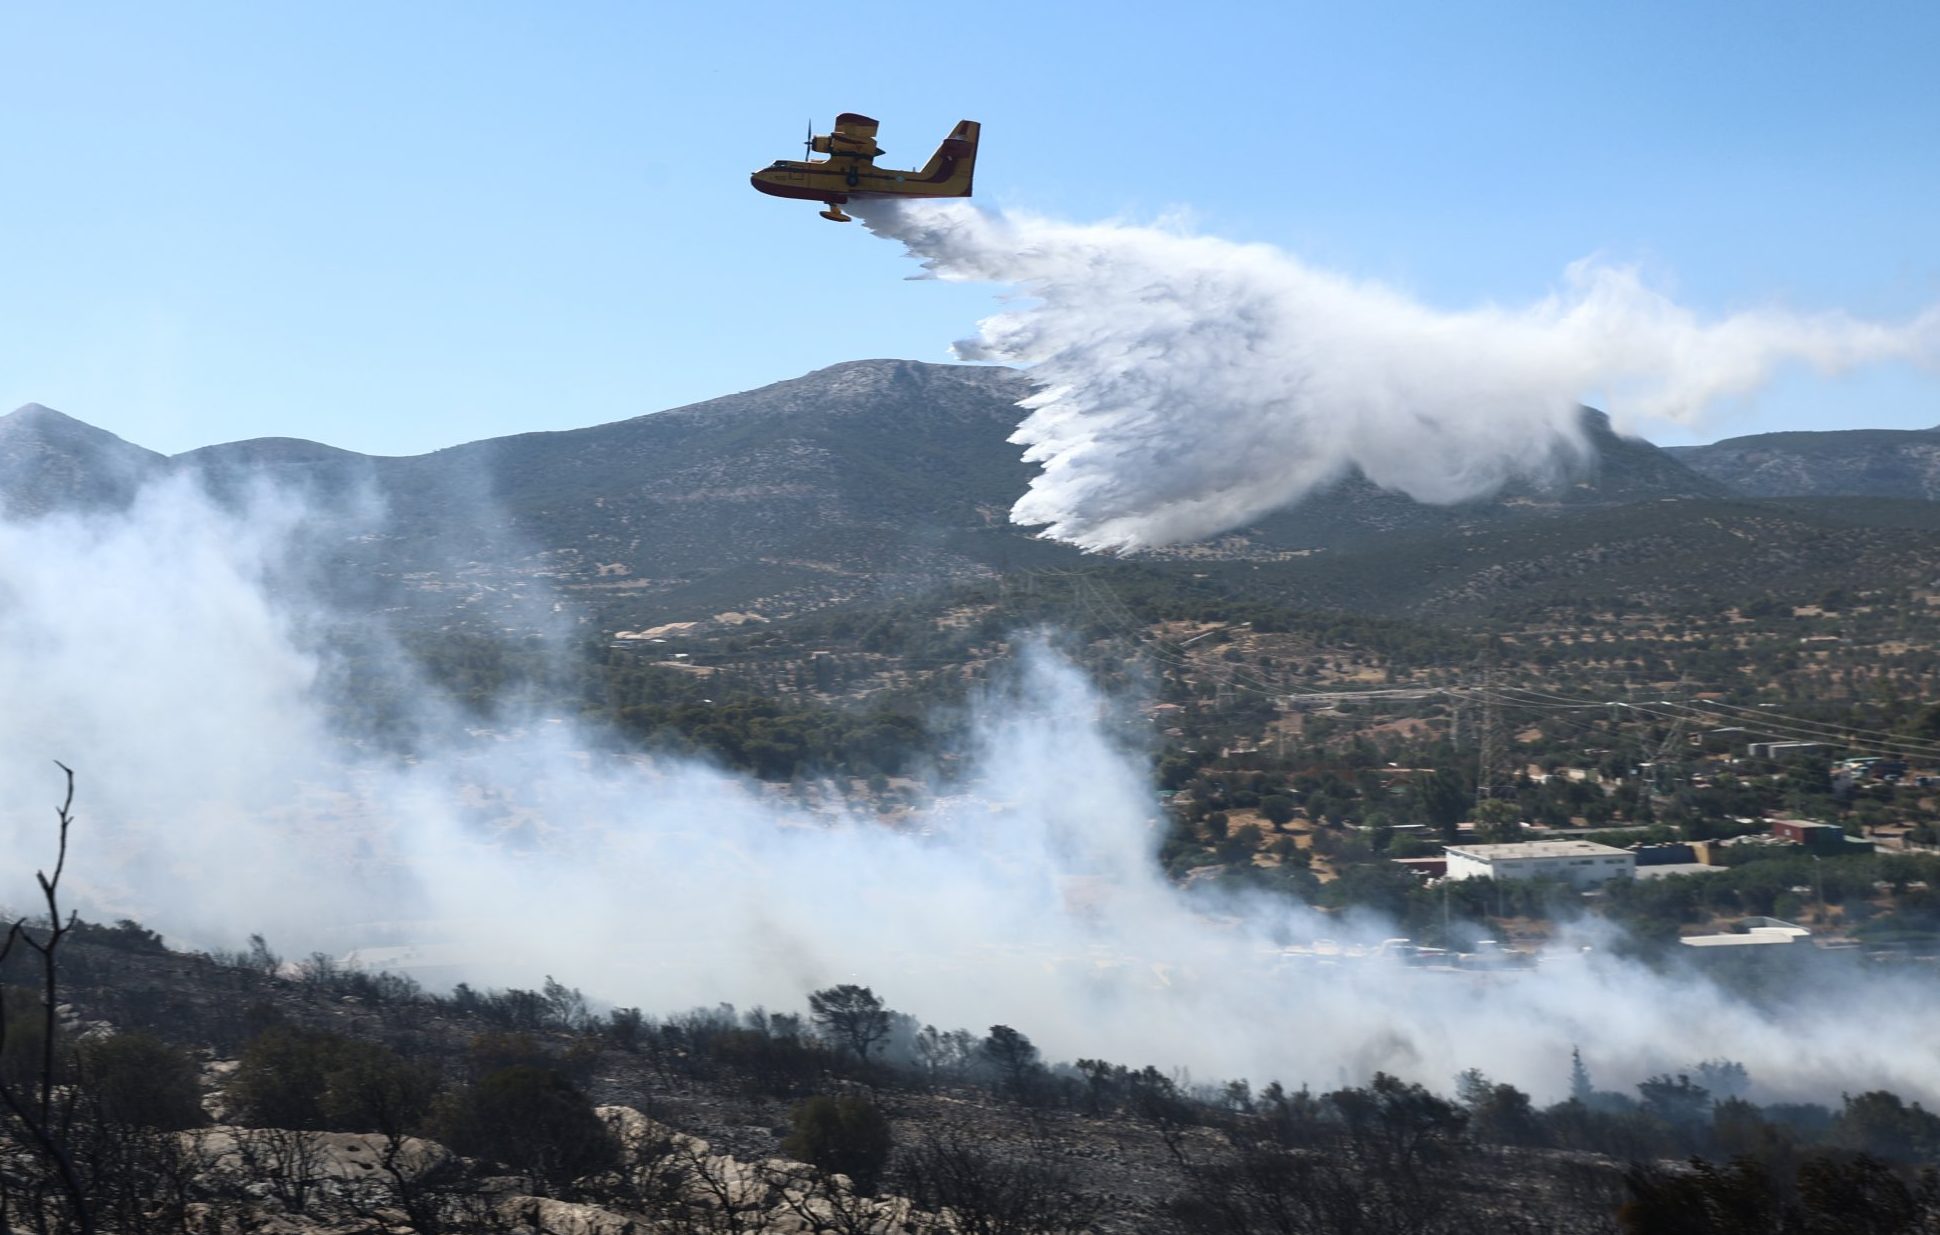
<box><xmin>750</xmin><ymin>114</ymin><xmax>980</xmax><ymax>222</ymax></box>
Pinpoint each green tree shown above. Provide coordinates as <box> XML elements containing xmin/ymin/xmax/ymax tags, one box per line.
<box><xmin>807</xmin><ymin>985</ymin><xmax>891</xmax><ymax>1063</ymax></box>
<box><xmin>1413</xmin><ymin>768</ymin><xmax>1472</xmax><ymax>841</ymax></box>
<box><xmin>1259</xmin><ymin>795</ymin><xmax>1297</xmax><ymax>829</ymax></box>
<box><xmin>1474</xmin><ymin>797</ymin><xmax>1520</xmax><ymax>839</ymax></box>
<box><xmin>979</xmin><ymin>1024</ymin><xmax>1043</xmax><ymax>1099</ymax></box>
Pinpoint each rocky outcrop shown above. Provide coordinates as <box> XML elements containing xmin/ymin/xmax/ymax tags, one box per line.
<box><xmin>166</xmin><ymin>1106</ymin><xmax>933</xmax><ymax>1235</ymax></box>
<box><xmin>543</xmin><ymin>1106</ymin><xmax>921</xmax><ymax>1235</ymax></box>
<box><xmin>187</xmin><ymin>1125</ymin><xmax>451</xmax><ymax>1185</ymax></box>
<box><xmin>499</xmin><ymin>1195</ymin><xmax>644</xmax><ymax>1235</ymax></box>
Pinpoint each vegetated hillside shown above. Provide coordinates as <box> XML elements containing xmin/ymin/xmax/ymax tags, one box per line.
<box><xmin>1204</xmin><ymin>495</ymin><xmax>1940</xmax><ymax>620</ymax></box>
<box><xmin>1669</xmin><ymin>425</ymin><xmax>1940</xmax><ymax>499</ymax></box>
<box><xmin>5</xmin><ymin>365</ymin><xmax>1081</xmax><ymax>623</ymax></box>
<box><xmin>364</xmin><ymin>359</ymin><xmax>1057</xmax><ymax>596</ymax></box>
<box><xmin>3</xmin><ymin>367</ymin><xmax>1740</xmax><ymax>630</ymax></box>
<box><xmin>11</xmin><ymin>370</ymin><xmax>1933</xmax><ymax>642</ymax></box>
<box><xmin>0</xmin><ymin>404</ymin><xmax>164</xmax><ymax>517</ymax></box>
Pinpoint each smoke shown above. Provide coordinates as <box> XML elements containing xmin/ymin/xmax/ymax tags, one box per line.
<box><xmin>857</xmin><ymin>201</ymin><xmax>1940</xmax><ymax>551</ymax></box>
<box><xmin>3</xmin><ymin>479</ymin><xmax>1940</xmax><ymax>1105</ymax></box>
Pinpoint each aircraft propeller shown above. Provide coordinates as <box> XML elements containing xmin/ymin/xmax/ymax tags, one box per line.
<box><xmin>804</xmin><ymin>121</ymin><xmax>815</xmax><ymax>160</ymax></box>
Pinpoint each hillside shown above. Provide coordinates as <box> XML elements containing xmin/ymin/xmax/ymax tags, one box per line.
<box><xmin>0</xmin><ymin>403</ymin><xmax>164</xmax><ymax>517</ymax></box>
<box><xmin>20</xmin><ymin>366</ymin><xmax>1940</xmax><ymax>638</ymax></box>
<box><xmin>2</xmin><ymin>364</ymin><xmax>1753</xmax><ymax>628</ymax></box>
<box><xmin>14</xmin><ymin>918</ymin><xmax>1934</xmax><ymax>1235</ymax></box>
<box><xmin>1209</xmin><ymin>494</ymin><xmax>1940</xmax><ymax>619</ymax></box>
<box><xmin>1669</xmin><ymin>426</ymin><xmax>1940</xmax><ymax>499</ymax></box>
<box><xmin>1181</xmin><ymin>408</ymin><xmax>1729</xmax><ymax>558</ymax></box>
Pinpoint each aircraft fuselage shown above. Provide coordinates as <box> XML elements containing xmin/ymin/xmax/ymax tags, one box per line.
<box><xmin>750</xmin><ymin>117</ymin><xmax>979</xmax><ymax>221</ymax></box>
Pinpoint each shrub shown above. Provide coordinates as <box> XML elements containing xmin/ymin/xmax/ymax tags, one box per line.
<box><xmin>229</xmin><ymin>1027</ymin><xmax>432</xmax><ymax>1133</ymax></box>
<box><xmin>320</xmin><ymin>1043</ymin><xmax>437</xmax><ymax>1136</ymax></box>
<box><xmin>433</xmin><ymin>1066</ymin><xmax>616</xmax><ymax>1190</ymax></box>
<box><xmin>783</xmin><ymin>1094</ymin><xmax>893</xmax><ymax>1193</ymax></box>
<box><xmin>77</xmin><ymin>1032</ymin><xmax>206</xmax><ymax>1130</ymax></box>
<box><xmin>228</xmin><ymin>1027</ymin><xmax>342</xmax><ymax>1129</ymax></box>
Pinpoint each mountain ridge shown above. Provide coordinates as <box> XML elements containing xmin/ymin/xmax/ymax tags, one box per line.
<box><xmin>2</xmin><ymin>363</ymin><xmax>1918</xmax><ymax>624</ymax></box>
<box><xmin>0</xmin><ymin>401</ymin><xmax>166</xmax><ymax>517</ymax></box>
<box><xmin>1669</xmin><ymin>424</ymin><xmax>1940</xmax><ymax>500</ymax></box>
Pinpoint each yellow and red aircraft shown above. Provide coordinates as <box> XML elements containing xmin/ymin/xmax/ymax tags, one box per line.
<box><xmin>751</xmin><ymin>114</ymin><xmax>980</xmax><ymax>222</ymax></box>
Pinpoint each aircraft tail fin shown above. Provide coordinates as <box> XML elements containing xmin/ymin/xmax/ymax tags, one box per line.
<box><xmin>916</xmin><ymin>120</ymin><xmax>979</xmax><ymax>194</ymax></box>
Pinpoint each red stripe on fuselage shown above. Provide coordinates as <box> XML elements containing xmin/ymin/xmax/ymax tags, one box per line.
<box><xmin>750</xmin><ymin>176</ymin><xmax>849</xmax><ymax>203</ymax></box>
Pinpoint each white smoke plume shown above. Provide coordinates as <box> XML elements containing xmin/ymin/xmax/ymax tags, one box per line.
<box><xmin>858</xmin><ymin>201</ymin><xmax>1940</xmax><ymax>551</ymax></box>
<box><xmin>3</xmin><ymin>480</ymin><xmax>1940</xmax><ymax>1105</ymax></box>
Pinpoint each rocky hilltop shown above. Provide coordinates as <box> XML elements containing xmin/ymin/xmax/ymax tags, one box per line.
<box><xmin>0</xmin><ymin>402</ymin><xmax>165</xmax><ymax>517</ymax></box>
<box><xmin>1670</xmin><ymin>426</ymin><xmax>1940</xmax><ymax>500</ymax></box>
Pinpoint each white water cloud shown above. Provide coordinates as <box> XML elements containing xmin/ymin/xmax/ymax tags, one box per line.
<box><xmin>860</xmin><ymin>201</ymin><xmax>1940</xmax><ymax>551</ymax></box>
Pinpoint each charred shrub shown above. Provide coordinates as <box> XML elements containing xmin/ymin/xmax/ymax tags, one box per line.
<box><xmin>894</xmin><ymin>1128</ymin><xmax>1100</xmax><ymax>1235</ymax></box>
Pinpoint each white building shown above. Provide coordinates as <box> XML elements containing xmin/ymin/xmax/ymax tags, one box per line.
<box><xmin>1679</xmin><ymin>916</ymin><xmax>1810</xmax><ymax>950</ymax></box>
<box><xmin>1442</xmin><ymin>840</ymin><xmax>1635</xmax><ymax>887</ymax></box>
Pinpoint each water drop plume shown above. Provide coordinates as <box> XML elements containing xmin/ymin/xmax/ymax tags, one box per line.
<box><xmin>859</xmin><ymin>200</ymin><xmax>1940</xmax><ymax>551</ymax></box>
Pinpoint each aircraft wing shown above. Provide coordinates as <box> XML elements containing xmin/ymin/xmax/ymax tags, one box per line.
<box><xmin>830</xmin><ymin>112</ymin><xmax>884</xmax><ymax>161</ymax></box>
<box><xmin>833</xmin><ymin>112</ymin><xmax>880</xmax><ymax>142</ymax></box>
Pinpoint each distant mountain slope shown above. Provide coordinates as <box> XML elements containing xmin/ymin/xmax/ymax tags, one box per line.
<box><xmin>0</xmin><ymin>366</ymin><xmax>1801</xmax><ymax>626</ymax></box>
<box><xmin>1219</xmin><ymin>495</ymin><xmax>1940</xmax><ymax>619</ymax></box>
<box><xmin>1669</xmin><ymin>427</ymin><xmax>1940</xmax><ymax>499</ymax></box>
<box><xmin>429</xmin><ymin>359</ymin><xmax>1044</xmax><ymax>579</ymax></box>
<box><xmin>0</xmin><ymin>404</ymin><xmax>164</xmax><ymax>517</ymax></box>
<box><xmin>4</xmin><ymin>364</ymin><xmax>1064</xmax><ymax>621</ymax></box>
<box><xmin>173</xmin><ymin>436</ymin><xmax>375</xmax><ymax>489</ymax></box>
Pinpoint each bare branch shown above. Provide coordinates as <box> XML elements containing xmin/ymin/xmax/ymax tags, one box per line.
<box><xmin>0</xmin><ymin>764</ymin><xmax>95</xmax><ymax>1233</ymax></box>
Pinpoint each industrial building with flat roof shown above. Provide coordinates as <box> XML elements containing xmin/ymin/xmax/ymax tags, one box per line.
<box><xmin>1679</xmin><ymin>918</ymin><xmax>1811</xmax><ymax>950</ymax></box>
<box><xmin>1442</xmin><ymin>840</ymin><xmax>1636</xmax><ymax>887</ymax></box>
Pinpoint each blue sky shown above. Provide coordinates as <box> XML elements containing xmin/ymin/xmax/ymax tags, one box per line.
<box><xmin>3</xmin><ymin>1</ymin><xmax>1936</xmax><ymax>455</ymax></box>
